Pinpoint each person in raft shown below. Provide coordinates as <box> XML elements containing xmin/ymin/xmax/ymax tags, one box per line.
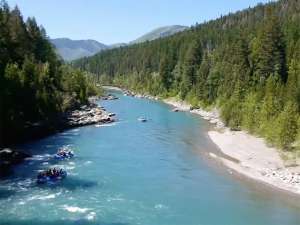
<box><xmin>57</xmin><ymin>148</ymin><xmax>73</xmax><ymax>157</ymax></box>
<box><xmin>37</xmin><ymin>168</ymin><xmax>64</xmax><ymax>179</ymax></box>
<box><xmin>57</xmin><ymin>149</ymin><xmax>67</xmax><ymax>157</ymax></box>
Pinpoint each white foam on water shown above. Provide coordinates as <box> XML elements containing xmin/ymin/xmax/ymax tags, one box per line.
<box><xmin>50</xmin><ymin>164</ymin><xmax>61</xmax><ymax>168</ymax></box>
<box><xmin>68</xmin><ymin>162</ymin><xmax>75</xmax><ymax>165</ymax></box>
<box><xmin>106</xmin><ymin>197</ymin><xmax>124</xmax><ymax>202</ymax></box>
<box><xmin>68</xmin><ymin>172</ymin><xmax>78</xmax><ymax>176</ymax></box>
<box><xmin>86</xmin><ymin>212</ymin><xmax>96</xmax><ymax>220</ymax></box>
<box><xmin>154</xmin><ymin>204</ymin><xmax>168</xmax><ymax>210</ymax></box>
<box><xmin>84</xmin><ymin>161</ymin><xmax>92</xmax><ymax>165</ymax></box>
<box><xmin>27</xmin><ymin>191</ymin><xmax>61</xmax><ymax>201</ymax></box>
<box><xmin>71</xmin><ymin>129</ymin><xmax>80</xmax><ymax>132</ymax></box>
<box><xmin>62</xmin><ymin>205</ymin><xmax>91</xmax><ymax>213</ymax></box>
<box><xmin>95</xmin><ymin>122</ymin><xmax>117</xmax><ymax>128</ymax></box>
<box><xmin>17</xmin><ymin>178</ymin><xmax>32</xmax><ymax>188</ymax></box>
<box><xmin>18</xmin><ymin>201</ymin><xmax>26</xmax><ymax>205</ymax></box>
<box><xmin>42</xmin><ymin>162</ymin><xmax>49</xmax><ymax>165</ymax></box>
<box><xmin>19</xmin><ymin>186</ymin><xmax>28</xmax><ymax>191</ymax></box>
<box><xmin>65</xmin><ymin>166</ymin><xmax>75</xmax><ymax>170</ymax></box>
<box><xmin>27</xmin><ymin>154</ymin><xmax>51</xmax><ymax>161</ymax></box>
<box><xmin>38</xmin><ymin>194</ymin><xmax>57</xmax><ymax>200</ymax></box>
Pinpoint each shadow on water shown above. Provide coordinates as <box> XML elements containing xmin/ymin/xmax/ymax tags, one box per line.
<box><xmin>36</xmin><ymin>177</ymin><xmax>99</xmax><ymax>191</ymax></box>
<box><xmin>0</xmin><ymin>189</ymin><xmax>15</xmax><ymax>199</ymax></box>
<box><xmin>1</xmin><ymin>219</ymin><xmax>130</xmax><ymax>225</ymax></box>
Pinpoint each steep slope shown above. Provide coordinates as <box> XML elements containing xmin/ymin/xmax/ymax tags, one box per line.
<box><xmin>50</xmin><ymin>38</ymin><xmax>108</xmax><ymax>61</ymax></box>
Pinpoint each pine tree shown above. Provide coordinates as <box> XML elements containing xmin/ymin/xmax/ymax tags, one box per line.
<box><xmin>242</xmin><ymin>92</ymin><xmax>260</xmax><ymax>132</ymax></box>
<box><xmin>260</xmin><ymin>76</ymin><xmax>281</xmax><ymax>123</ymax></box>
<box><xmin>274</xmin><ymin>102</ymin><xmax>298</xmax><ymax>149</ymax></box>
<box><xmin>221</xmin><ymin>81</ymin><xmax>243</xmax><ymax>129</ymax></box>
<box><xmin>8</xmin><ymin>6</ymin><xmax>29</xmax><ymax>63</ymax></box>
<box><xmin>252</xmin><ymin>7</ymin><xmax>286</xmax><ymax>83</ymax></box>
<box><xmin>159</xmin><ymin>55</ymin><xmax>172</xmax><ymax>91</ymax></box>
<box><xmin>286</xmin><ymin>59</ymin><xmax>300</xmax><ymax>107</ymax></box>
<box><xmin>195</xmin><ymin>52</ymin><xmax>210</xmax><ymax>103</ymax></box>
<box><xmin>231</xmin><ymin>36</ymin><xmax>251</xmax><ymax>89</ymax></box>
<box><xmin>181</xmin><ymin>39</ymin><xmax>202</xmax><ymax>98</ymax></box>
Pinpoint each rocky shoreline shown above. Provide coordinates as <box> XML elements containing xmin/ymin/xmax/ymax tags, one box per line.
<box><xmin>163</xmin><ymin>98</ymin><xmax>226</xmax><ymax>129</ymax></box>
<box><xmin>123</xmin><ymin>89</ymin><xmax>159</xmax><ymax>101</ymax></box>
<box><xmin>0</xmin><ymin>98</ymin><xmax>116</xmax><ymax>177</ymax></box>
<box><xmin>62</xmin><ymin>102</ymin><xmax>116</xmax><ymax>128</ymax></box>
<box><xmin>100</xmin><ymin>94</ymin><xmax>119</xmax><ymax>101</ymax></box>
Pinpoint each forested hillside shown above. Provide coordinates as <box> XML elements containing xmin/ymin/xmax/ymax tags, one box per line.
<box><xmin>74</xmin><ymin>0</ymin><xmax>300</xmax><ymax>150</ymax></box>
<box><xmin>0</xmin><ymin>1</ymin><xmax>99</xmax><ymax>146</ymax></box>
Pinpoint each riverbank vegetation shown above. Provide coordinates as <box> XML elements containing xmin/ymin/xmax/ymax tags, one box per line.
<box><xmin>0</xmin><ymin>1</ymin><xmax>101</xmax><ymax>147</ymax></box>
<box><xmin>73</xmin><ymin>0</ymin><xmax>300</xmax><ymax>151</ymax></box>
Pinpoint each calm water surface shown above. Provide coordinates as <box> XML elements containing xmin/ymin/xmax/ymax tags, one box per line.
<box><xmin>1</xmin><ymin>92</ymin><xmax>300</xmax><ymax>225</ymax></box>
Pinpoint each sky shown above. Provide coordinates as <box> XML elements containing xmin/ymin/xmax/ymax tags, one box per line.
<box><xmin>6</xmin><ymin>0</ymin><xmax>271</xmax><ymax>45</ymax></box>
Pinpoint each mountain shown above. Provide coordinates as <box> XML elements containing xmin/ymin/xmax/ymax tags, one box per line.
<box><xmin>130</xmin><ymin>25</ymin><xmax>188</xmax><ymax>44</ymax></box>
<box><xmin>108</xmin><ymin>43</ymin><xmax>127</xmax><ymax>49</ymax></box>
<box><xmin>50</xmin><ymin>38</ymin><xmax>108</xmax><ymax>61</ymax></box>
<box><xmin>51</xmin><ymin>25</ymin><xmax>188</xmax><ymax>61</ymax></box>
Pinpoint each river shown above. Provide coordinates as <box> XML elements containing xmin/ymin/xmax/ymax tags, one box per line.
<box><xmin>1</xmin><ymin>91</ymin><xmax>300</xmax><ymax>225</ymax></box>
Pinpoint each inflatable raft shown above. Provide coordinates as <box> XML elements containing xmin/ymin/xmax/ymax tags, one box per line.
<box><xmin>138</xmin><ymin>117</ymin><xmax>147</xmax><ymax>122</ymax></box>
<box><xmin>37</xmin><ymin>170</ymin><xmax>67</xmax><ymax>184</ymax></box>
<box><xmin>54</xmin><ymin>151</ymin><xmax>74</xmax><ymax>160</ymax></box>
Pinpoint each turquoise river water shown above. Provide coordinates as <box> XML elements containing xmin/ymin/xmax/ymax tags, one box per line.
<box><xmin>1</xmin><ymin>91</ymin><xmax>300</xmax><ymax>225</ymax></box>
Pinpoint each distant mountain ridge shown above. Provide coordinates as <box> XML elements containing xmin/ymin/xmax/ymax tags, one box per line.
<box><xmin>51</xmin><ymin>25</ymin><xmax>188</xmax><ymax>61</ymax></box>
<box><xmin>130</xmin><ymin>25</ymin><xmax>188</xmax><ymax>44</ymax></box>
<box><xmin>50</xmin><ymin>38</ymin><xmax>108</xmax><ymax>61</ymax></box>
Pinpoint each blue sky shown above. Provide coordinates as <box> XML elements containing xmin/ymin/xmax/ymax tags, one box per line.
<box><xmin>7</xmin><ymin>0</ymin><xmax>271</xmax><ymax>44</ymax></box>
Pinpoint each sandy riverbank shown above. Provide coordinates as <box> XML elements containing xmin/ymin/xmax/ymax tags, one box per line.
<box><xmin>163</xmin><ymin>97</ymin><xmax>300</xmax><ymax>195</ymax></box>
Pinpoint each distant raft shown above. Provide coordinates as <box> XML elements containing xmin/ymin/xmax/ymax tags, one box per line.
<box><xmin>37</xmin><ymin>168</ymin><xmax>67</xmax><ymax>184</ymax></box>
<box><xmin>138</xmin><ymin>117</ymin><xmax>147</xmax><ymax>122</ymax></box>
<box><xmin>54</xmin><ymin>147</ymin><xmax>74</xmax><ymax>160</ymax></box>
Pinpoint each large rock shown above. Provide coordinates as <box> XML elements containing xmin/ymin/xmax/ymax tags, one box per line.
<box><xmin>0</xmin><ymin>148</ymin><xmax>31</xmax><ymax>177</ymax></box>
<box><xmin>65</xmin><ymin>103</ymin><xmax>116</xmax><ymax>128</ymax></box>
<box><xmin>101</xmin><ymin>94</ymin><xmax>118</xmax><ymax>100</ymax></box>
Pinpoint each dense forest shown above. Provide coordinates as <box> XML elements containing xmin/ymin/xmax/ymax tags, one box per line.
<box><xmin>74</xmin><ymin>0</ymin><xmax>300</xmax><ymax>151</ymax></box>
<box><xmin>0</xmin><ymin>1</ymin><xmax>99</xmax><ymax>147</ymax></box>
